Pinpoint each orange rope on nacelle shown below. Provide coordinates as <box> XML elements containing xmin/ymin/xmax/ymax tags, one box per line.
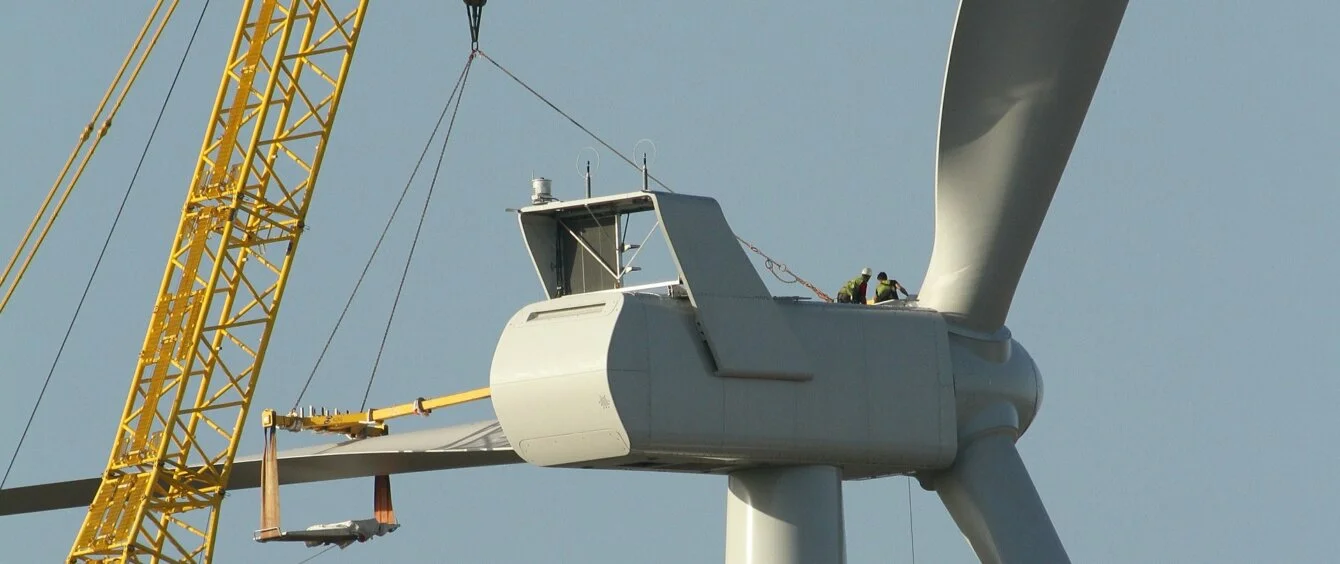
<box><xmin>735</xmin><ymin>236</ymin><xmax>834</xmax><ymax>302</ymax></box>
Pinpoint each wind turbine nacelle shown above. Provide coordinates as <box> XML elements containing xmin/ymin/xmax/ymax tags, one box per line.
<box><xmin>489</xmin><ymin>291</ymin><xmax>959</xmax><ymax>477</ymax></box>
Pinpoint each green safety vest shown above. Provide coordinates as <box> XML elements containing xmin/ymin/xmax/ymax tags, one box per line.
<box><xmin>875</xmin><ymin>280</ymin><xmax>896</xmax><ymax>301</ymax></box>
<box><xmin>842</xmin><ymin>276</ymin><xmax>867</xmax><ymax>296</ymax></box>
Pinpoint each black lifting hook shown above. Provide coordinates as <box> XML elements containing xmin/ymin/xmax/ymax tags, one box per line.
<box><xmin>464</xmin><ymin>0</ymin><xmax>485</xmax><ymax>49</ymax></box>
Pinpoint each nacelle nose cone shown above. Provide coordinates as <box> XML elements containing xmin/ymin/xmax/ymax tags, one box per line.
<box><xmin>946</xmin><ymin>332</ymin><xmax>1043</xmax><ymax>439</ymax></box>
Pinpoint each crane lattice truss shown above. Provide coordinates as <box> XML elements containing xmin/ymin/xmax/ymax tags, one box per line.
<box><xmin>70</xmin><ymin>1</ymin><xmax>369</xmax><ymax>561</ymax></box>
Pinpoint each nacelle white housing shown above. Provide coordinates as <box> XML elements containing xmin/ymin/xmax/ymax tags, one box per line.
<box><xmin>490</xmin><ymin>291</ymin><xmax>958</xmax><ymax>478</ymax></box>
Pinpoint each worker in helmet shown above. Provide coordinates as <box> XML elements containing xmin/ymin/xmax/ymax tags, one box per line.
<box><xmin>836</xmin><ymin>267</ymin><xmax>873</xmax><ymax>304</ymax></box>
<box><xmin>873</xmin><ymin>272</ymin><xmax>910</xmax><ymax>303</ymax></box>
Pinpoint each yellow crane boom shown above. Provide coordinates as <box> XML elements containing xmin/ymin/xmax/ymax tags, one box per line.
<box><xmin>69</xmin><ymin>1</ymin><xmax>369</xmax><ymax>561</ymax></box>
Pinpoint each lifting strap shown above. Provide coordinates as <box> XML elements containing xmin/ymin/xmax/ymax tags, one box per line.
<box><xmin>374</xmin><ymin>475</ymin><xmax>396</xmax><ymax>525</ymax></box>
<box><xmin>259</xmin><ymin>426</ymin><xmax>280</xmax><ymax>538</ymax></box>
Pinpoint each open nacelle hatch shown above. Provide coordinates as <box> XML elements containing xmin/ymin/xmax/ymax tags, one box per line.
<box><xmin>515</xmin><ymin>190</ymin><xmax>813</xmax><ymax>381</ymax></box>
<box><xmin>516</xmin><ymin>191</ymin><xmax>667</xmax><ymax>298</ymax></box>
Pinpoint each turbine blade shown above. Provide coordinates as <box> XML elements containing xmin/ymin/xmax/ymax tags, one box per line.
<box><xmin>0</xmin><ymin>419</ymin><xmax>518</xmax><ymax>516</ymax></box>
<box><xmin>919</xmin><ymin>0</ymin><xmax>1129</xmax><ymax>333</ymax></box>
<box><xmin>933</xmin><ymin>432</ymin><xmax>1067</xmax><ymax>564</ymax></box>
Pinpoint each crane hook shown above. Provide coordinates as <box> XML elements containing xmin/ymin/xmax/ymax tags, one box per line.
<box><xmin>465</xmin><ymin>0</ymin><xmax>485</xmax><ymax>49</ymax></box>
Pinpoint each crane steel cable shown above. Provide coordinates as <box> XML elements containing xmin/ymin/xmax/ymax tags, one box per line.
<box><xmin>360</xmin><ymin>53</ymin><xmax>476</xmax><ymax>411</ymax></box>
<box><xmin>907</xmin><ymin>477</ymin><xmax>918</xmax><ymax>564</ymax></box>
<box><xmin>0</xmin><ymin>0</ymin><xmax>212</xmax><ymax>491</ymax></box>
<box><xmin>296</xmin><ymin>546</ymin><xmax>335</xmax><ymax>564</ymax></box>
<box><xmin>0</xmin><ymin>0</ymin><xmax>183</xmax><ymax>318</ymax></box>
<box><xmin>474</xmin><ymin>50</ymin><xmax>834</xmax><ymax>303</ymax></box>
<box><xmin>291</xmin><ymin>50</ymin><xmax>478</xmax><ymax>411</ymax></box>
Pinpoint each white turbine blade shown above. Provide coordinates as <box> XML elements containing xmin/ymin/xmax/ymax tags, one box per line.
<box><xmin>0</xmin><ymin>419</ymin><xmax>519</xmax><ymax>516</ymax></box>
<box><xmin>919</xmin><ymin>0</ymin><xmax>1129</xmax><ymax>333</ymax></box>
<box><xmin>933</xmin><ymin>432</ymin><xmax>1067</xmax><ymax>564</ymax></box>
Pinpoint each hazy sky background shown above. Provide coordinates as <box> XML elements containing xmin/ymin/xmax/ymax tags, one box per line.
<box><xmin>2</xmin><ymin>1</ymin><xmax>1337</xmax><ymax>562</ymax></box>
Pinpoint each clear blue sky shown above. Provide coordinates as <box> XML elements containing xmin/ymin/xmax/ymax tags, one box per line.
<box><xmin>2</xmin><ymin>2</ymin><xmax>1336</xmax><ymax>562</ymax></box>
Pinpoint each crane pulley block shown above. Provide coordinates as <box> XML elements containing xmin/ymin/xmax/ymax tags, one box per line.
<box><xmin>465</xmin><ymin>0</ymin><xmax>486</xmax><ymax>48</ymax></box>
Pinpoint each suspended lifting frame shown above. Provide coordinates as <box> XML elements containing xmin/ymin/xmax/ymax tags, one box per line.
<box><xmin>253</xmin><ymin>387</ymin><xmax>491</xmax><ymax>548</ymax></box>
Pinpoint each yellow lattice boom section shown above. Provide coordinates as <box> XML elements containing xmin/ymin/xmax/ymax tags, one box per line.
<box><xmin>70</xmin><ymin>1</ymin><xmax>369</xmax><ymax>561</ymax></box>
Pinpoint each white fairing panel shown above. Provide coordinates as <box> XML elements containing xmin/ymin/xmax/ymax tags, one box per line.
<box><xmin>651</xmin><ymin>193</ymin><xmax>814</xmax><ymax>380</ymax></box>
<box><xmin>490</xmin><ymin>292</ymin><xmax>957</xmax><ymax>475</ymax></box>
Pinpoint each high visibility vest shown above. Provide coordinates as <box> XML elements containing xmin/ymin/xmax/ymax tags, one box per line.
<box><xmin>841</xmin><ymin>276</ymin><xmax>867</xmax><ymax>297</ymax></box>
<box><xmin>875</xmin><ymin>280</ymin><xmax>896</xmax><ymax>301</ymax></box>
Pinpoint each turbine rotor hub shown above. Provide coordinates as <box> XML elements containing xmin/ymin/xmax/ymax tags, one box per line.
<box><xmin>945</xmin><ymin>328</ymin><xmax>1044</xmax><ymax>441</ymax></box>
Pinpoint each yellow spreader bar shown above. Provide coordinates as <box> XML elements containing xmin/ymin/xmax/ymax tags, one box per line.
<box><xmin>262</xmin><ymin>386</ymin><xmax>492</xmax><ymax>439</ymax></box>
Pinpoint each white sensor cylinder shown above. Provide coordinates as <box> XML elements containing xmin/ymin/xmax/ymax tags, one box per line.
<box><xmin>531</xmin><ymin>177</ymin><xmax>552</xmax><ymax>204</ymax></box>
